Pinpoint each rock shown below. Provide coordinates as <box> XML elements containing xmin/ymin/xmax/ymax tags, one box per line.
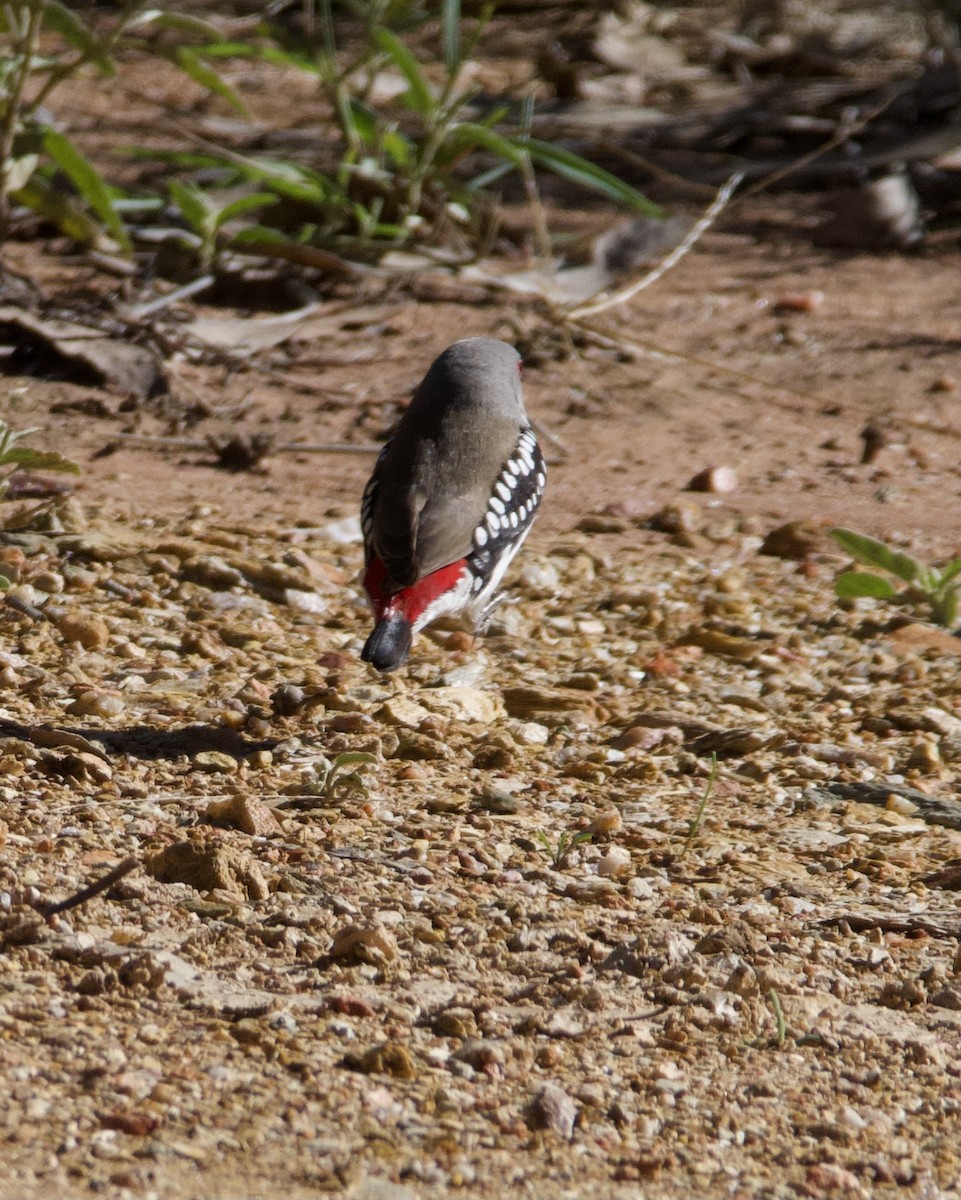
<box><xmin>205</xmin><ymin>794</ymin><xmax>283</xmax><ymax>837</ymax></box>
<box><xmin>378</xmin><ymin>696</ymin><xmax>432</xmax><ymax>728</ymax></box>
<box><xmin>392</xmin><ymin>731</ymin><xmax>452</xmax><ymax>761</ymax></box>
<box><xmin>883</xmin><ymin>623</ymin><xmax>960</xmax><ymax>657</ymax></box>
<box><xmin>39</xmin><ymin>749</ymin><xmax>113</xmax><ymax>785</ymax></box>
<box><xmin>648</xmin><ymin>500</ymin><xmax>702</xmax><ymax>535</ymax></box>
<box><xmin>596</xmin><ymin>847</ymin><xmax>632</xmax><ymax>877</ymax></box>
<box><xmin>525</xmin><ymin>1083</ymin><xmax>577</xmax><ymax>1139</ymax></box>
<box><xmin>66</xmin><ymin>689</ymin><xmax>125</xmax><ymax>718</ymax></box>
<box><xmin>419</xmin><ymin>686</ymin><xmax>504</xmax><ymax>724</ymax></box>
<box><xmin>501</xmin><ymin>685</ymin><xmax>606</xmax><ymax>723</ymax></box>
<box><xmin>759</xmin><ymin>520</ymin><xmax>829</xmax><ymax>560</ymax></box>
<box><xmin>686</xmin><ymin>465</ymin><xmax>737</xmax><ymax>494</ymax></box>
<box><xmin>804</xmin><ymin>1162</ymin><xmax>861</xmax><ymax>1194</ymax></box>
<box><xmin>507</xmin><ymin>720</ymin><xmax>550</xmax><ymax>746</ymax></box>
<box><xmin>271</xmin><ymin>683</ymin><xmax>306</xmax><ymax>716</ymax></box>
<box><xmin>180</xmin><ymin>555</ymin><xmax>244</xmax><ymax>589</ymax></box>
<box><xmin>328</xmin><ymin>923</ymin><xmax>399</xmax><ymax>967</ymax></box>
<box><xmin>146</xmin><ymin>839</ymin><xmax>268</xmax><ymax>900</ymax></box>
<box><xmin>353</xmin><ymin>1041</ymin><xmax>417</xmax><ymax>1079</ymax></box>
<box><xmin>584</xmin><ymin>810</ymin><xmax>622</xmax><ymax>835</ymax></box>
<box><xmin>613</xmin><ymin>724</ymin><xmax>682</xmax><ymax>752</ymax></box>
<box><xmin>518</xmin><ymin>560</ymin><xmax>560</xmax><ymax>597</ymax></box>
<box><xmin>193</xmin><ymin>751</ymin><xmax>239</xmax><ymax>775</ymax></box>
<box><xmin>679</xmin><ymin>627</ymin><xmax>759</xmax><ymax>661</ymax></box>
<box><xmin>576</xmin><ymin>514</ymin><xmax>626</xmax><ymax>533</ymax></box>
<box><xmin>51</xmin><ymin>610</ymin><xmax>110</xmax><ymax>650</ymax></box>
<box><xmin>476</xmin><ymin>785</ymin><xmax>523</xmax><ymax>815</ymax></box>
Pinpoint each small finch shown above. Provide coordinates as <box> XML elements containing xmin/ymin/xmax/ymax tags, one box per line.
<box><xmin>359</xmin><ymin>337</ymin><xmax>546</xmax><ymax>672</ymax></box>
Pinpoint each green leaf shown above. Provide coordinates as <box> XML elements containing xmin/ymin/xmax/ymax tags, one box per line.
<box><xmin>41</xmin><ymin>1</ymin><xmax>115</xmax><ymax>74</ymax></box>
<box><xmin>439</xmin><ymin>122</ymin><xmax>526</xmax><ymax>169</ymax></box>
<box><xmin>834</xmin><ymin>571</ymin><xmax>899</xmax><ymax>600</ymax></box>
<box><xmin>167</xmin><ymin>180</ymin><xmax>213</xmax><ymax>234</ymax></box>
<box><xmin>373</xmin><ymin>28</ymin><xmax>434</xmax><ymax>114</ymax></box>
<box><xmin>831</xmin><ymin>528</ymin><xmax>921</xmax><ymax>583</ymax></box>
<box><xmin>442</xmin><ymin>0</ymin><xmax>461</xmax><ymax>74</ymax></box>
<box><xmin>934</xmin><ymin>557</ymin><xmax>961</xmax><ymax>588</ymax></box>
<box><xmin>42</xmin><ymin>129</ymin><xmax>131</xmax><ymax>251</ymax></box>
<box><xmin>330</xmin><ymin>752</ymin><xmax>378</xmax><ymax>769</ymax></box>
<box><xmin>520</xmin><ymin>138</ymin><xmax>664</xmax><ymax>216</ymax></box>
<box><xmin>4</xmin><ymin>447</ymin><xmax>81</xmax><ymax>474</ymax></box>
<box><xmin>933</xmin><ymin>587</ymin><xmax>959</xmax><ymax>629</ymax></box>
<box><xmin>212</xmin><ymin>192</ymin><xmax>278</xmax><ymax>230</ymax></box>
<box><xmin>173</xmin><ymin>48</ymin><xmax>250</xmax><ymax>117</ymax></box>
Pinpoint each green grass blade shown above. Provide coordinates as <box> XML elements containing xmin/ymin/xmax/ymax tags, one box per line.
<box><xmin>442</xmin><ymin>0</ymin><xmax>461</xmax><ymax>74</ymax></box>
<box><xmin>831</xmin><ymin>528</ymin><xmax>921</xmax><ymax>583</ymax></box>
<box><xmin>174</xmin><ymin>48</ymin><xmax>250</xmax><ymax>117</ymax></box>
<box><xmin>167</xmin><ymin>180</ymin><xmax>212</xmax><ymax>233</ymax></box>
<box><xmin>213</xmin><ymin>192</ymin><xmax>279</xmax><ymax>229</ymax></box>
<box><xmin>373</xmin><ymin>28</ymin><xmax>433</xmax><ymax>113</ymax></box>
<box><xmin>439</xmin><ymin>122</ymin><xmax>526</xmax><ymax>169</ymax></box>
<box><xmin>933</xmin><ymin>587</ymin><xmax>959</xmax><ymax>629</ymax></box>
<box><xmin>11</xmin><ymin>175</ymin><xmax>100</xmax><ymax>244</ymax></box>
<box><xmin>934</xmin><ymin>557</ymin><xmax>961</xmax><ymax>588</ymax></box>
<box><xmin>834</xmin><ymin>571</ymin><xmax>899</xmax><ymax>600</ymax></box>
<box><xmin>41</xmin><ymin>1</ymin><xmax>115</xmax><ymax>74</ymax></box>
<box><xmin>521</xmin><ymin>137</ymin><xmax>664</xmax><ymax>216</ymax></box>
<box><xmin>42</xmin><ymin>130</ymin><xmax>132</xmax><ymax>251</ymax></box>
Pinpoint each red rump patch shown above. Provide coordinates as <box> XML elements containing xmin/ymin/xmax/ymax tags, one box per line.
<box><xmin>364</xmin><ymin>556</ymin><xmax>467</xmax><ymax>624</ymax></box>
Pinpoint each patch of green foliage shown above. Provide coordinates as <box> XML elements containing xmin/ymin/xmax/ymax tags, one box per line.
<box><xmin>832</xmin><ymin>528</ymin><xmax>961</xmax><ymax>629</ymax></box>
<box><xmin>0</xmin><ymin>2</ymin><xmax>246</xmax><ymax>247</ymax></box>
<box><xmin>157</xmin><ymin>0</ymin><xmax>661</xmax><ymax>261</ymax></box>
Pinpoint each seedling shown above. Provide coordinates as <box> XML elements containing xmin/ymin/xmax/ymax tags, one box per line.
<box><xmin>767</xmin><ymin>988</ymin><xmax>787</xmax><ymax>1046</ymax></box>
<box><xmin>682</xmin><ymin>753</ymin><xmax>719</xmax><ymax>853</ymax></box>
<box><xmin>0</xmin><ymin>419</ymin><xmax>80</xmax><ymax>493</ymax></box>
<box><xmin>832</xmin><ymin>528</ymin><xmax>961</xmax><ymax>629</ymax></box>
<box><xmin>300</xmin><ymin>751</ymin><xmax>377</xmax><ymax>802</ymax></box>
<box><xmin>535</xmin><ymin>827</ymin><xmax>592</xmax><ymax>869</ymax></box>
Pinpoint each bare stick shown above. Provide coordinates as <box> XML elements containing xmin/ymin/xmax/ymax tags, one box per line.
<box><xmin>565</xmin><ymin>172</ymin><xmax>744</xmax><ymax>321</ymax></box>
<box><xmin>43</xmin><ymin>855</ymin><xmax>141</xmax><ymax>916</ymax></box>
<box><xmin>122</xmin><ymin>275</ymin><xmax>216</xmax><ymax>321</ymax></box>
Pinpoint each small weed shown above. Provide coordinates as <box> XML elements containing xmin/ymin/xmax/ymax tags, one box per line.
<box><xmin>767</xmin><ymin>988</ymin><xmax>787</xmax><ymax>1046</ymax></box>
<box><xmin>0</xmin><ymin>418</ymin><xmax>79</xmax><ymax>588</ymax></box>
<box><xmin>300</xmin><ymin>751</ymin><xmax>377</xmax><ymax>802</ymax></box>
<box><xmin>682</xmin><ymin>753</ymin><xmax>718</xmax><ymax>853</ymax></box>
<box><xmin>535</xmin><ymin>827</ymin><xmax>592</xmax><ymax>870</ymax></box>
<box><xmin>832</xmin><ymin>527</ymin><xmax>961</xmax><ymax>629</ymax></box>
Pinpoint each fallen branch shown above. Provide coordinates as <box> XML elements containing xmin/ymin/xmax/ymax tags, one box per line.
<box><xmin>43</xmin><ymin>855</ymin><xmax>141</xmax><ymax>917</ymax></box>
<box><xmin>565</xmin><ymin>172</ymin><xmax>744</xmax><ymax>322</ymax></box>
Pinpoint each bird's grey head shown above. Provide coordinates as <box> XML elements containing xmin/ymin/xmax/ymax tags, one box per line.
<box><xmin>416</xmin><ymin>337</ymin><xmax>525</xmax><ymax>421</ymax></box>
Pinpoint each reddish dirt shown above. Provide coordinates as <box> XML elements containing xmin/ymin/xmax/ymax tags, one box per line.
<box><xmin>4</xmin><ymin>215</ymin><xmax>959</xmax><ymax>562</ymax></box>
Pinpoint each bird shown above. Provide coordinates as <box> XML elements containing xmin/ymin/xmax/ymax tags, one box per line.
<box><xmin>359</xmin><ymin>337</ymin><xmax>546</xmax><ymax>672</ymax></box>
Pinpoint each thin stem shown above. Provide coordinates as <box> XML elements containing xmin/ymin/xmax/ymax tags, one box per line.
<box><xmin>0</xmin><ymin>0</ymin><xmax>43</xmax><ymax>239</ymax></box>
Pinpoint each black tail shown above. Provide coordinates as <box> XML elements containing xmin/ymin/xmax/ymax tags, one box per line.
<box><xmin>361</xmin><ymin>614</ymin><xmax>413</xmax><ymax>672</ymax></box>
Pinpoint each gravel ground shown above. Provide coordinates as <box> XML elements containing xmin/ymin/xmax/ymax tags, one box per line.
<box><xmin>0</xmin><ymin>502</ymin><xmax>959</xmax><ymax>1200</ymax></box>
